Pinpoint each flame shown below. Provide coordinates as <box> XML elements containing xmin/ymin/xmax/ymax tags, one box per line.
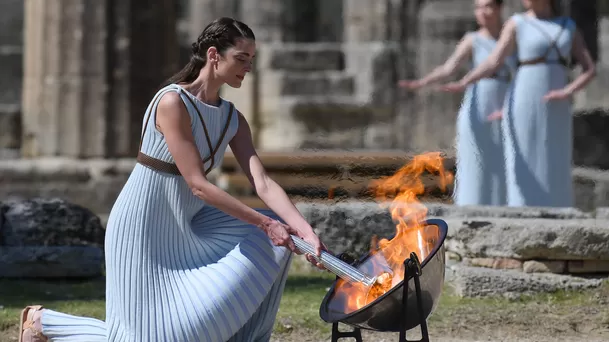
<box><xmin>332</xmin><ymin>152</ymin><xmax>453</xmax><ymax>313</ymax></box>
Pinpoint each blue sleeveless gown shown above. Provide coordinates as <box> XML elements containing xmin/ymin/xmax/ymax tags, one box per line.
<box><xmin>503</xmin><ymin>14</ymin><xmax>576</xmax><ymax>207</ymax></box>
<box><xmin>454</xmin><ymin>31</ymin><xmax>516</xmax><ymax>206</ymax></box>
<box><xmin>38</xmin><ymin>84</ymin><xmax>293</xmax><ymax>342</ymax></box>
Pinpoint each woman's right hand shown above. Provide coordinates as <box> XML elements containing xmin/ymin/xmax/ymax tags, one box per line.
<box><xmin>438</xmin><ymin>80</ymin><xmax>467</xmax><ymax>93</ymax></box>
<box><xmin>397</xmin><ymin>79</ymin><xmax>425</xmax><ymax>90</ymax></box>
<box><xmin>258</xmin><ymin>218</ymin><xmax>298</xmax><ymax>253</ymax></box>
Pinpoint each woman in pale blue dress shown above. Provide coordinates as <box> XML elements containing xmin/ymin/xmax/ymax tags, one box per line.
<box><xmin>19</xmin><ymin>17</ymin><xmax>327</xmax><ymax>342</ymax></box>
<box><xmin>399</xmin><ymin>0</ymin><xmax>516</xmax><ymax>206</ymax></box>
<box><xmin>441</xmin><ymin>0</ymin><xmax>596</xmax><ymax>208</ymax></box>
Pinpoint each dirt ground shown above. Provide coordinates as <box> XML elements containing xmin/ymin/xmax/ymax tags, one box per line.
<box><xmin>270</xmin><ymin>280</ymin><xmax>609</xmax><ymax>342</ymax></box>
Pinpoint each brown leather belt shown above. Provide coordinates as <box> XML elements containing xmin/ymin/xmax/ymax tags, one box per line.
<box><xmin>518</xmin><ymin>56</ymin><xmax>569</xmax><ymax>67</ymax></box>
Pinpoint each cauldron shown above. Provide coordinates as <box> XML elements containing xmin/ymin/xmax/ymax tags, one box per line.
<box><xmin>319</xmin><ymin>218</ymin><xmax>448</xmax><ymax>334</ymax></box>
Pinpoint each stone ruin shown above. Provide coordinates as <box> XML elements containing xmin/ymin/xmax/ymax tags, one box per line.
<box><xmin>0</xmin><ymin>0</ymin><xmax>609</xmax><ymax>295</ymax></box>
<box><xmin>297</xmin><ymin>202</ymin><xmax>609</xmax><ymax>298</ymax></box>
<box><xmin>1</xmin><ymin>0</ymin><xmax>608</xmax><ymax>158</ymax></box>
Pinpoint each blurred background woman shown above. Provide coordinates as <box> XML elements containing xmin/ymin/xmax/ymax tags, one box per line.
<box><xmin>399</xmin><ymin>0</ymin><xmax>516</xmax><ymax>206</ymax></box>
<box><xmin>441</xmin><ymin>0</ymin><xmax>596</xmax><ymax>208</ymax></box>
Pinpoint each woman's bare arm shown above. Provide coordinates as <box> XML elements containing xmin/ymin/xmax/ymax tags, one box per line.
<box><xmin>419</xmin><ymin>33</ymin><xmax>474</xmax><ymax>86</ymax></box>
<box><xmin>155</xmin><ymin>92</ymin><xmax>271</xmax><ymax>228</ymax></box>
<box><xmin>459</xmin><ymin>19</ymin><xmax>517</xmax><ymax>86</ymax></box>
<box><xmin>564</xmin><ymin>29</ymin><xmax>596</xmax><ymax>94</ymax></box>
<box><xmin>228</xmin><ymin>111</ymin><xmax>323</xmax><ymax>254</ymax></box>
<box><xmin>228</xmin><ymin>113</ymin><xmax>315</xmax><ymax>232</ymax></box>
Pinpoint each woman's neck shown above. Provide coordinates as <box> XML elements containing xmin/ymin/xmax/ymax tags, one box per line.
<box><xmin>480</xmin><ymin>22</ymin><xmax>502</xmax><ymax>40</ymax></box>
<box><xmin>183</xmin><ymin>67</ymin><xmax>223</xmax><ymax>106</ymax></box>
<box><xmin>527</xmin><ymin>4</ymin><xmax>554</xmax><ymax>19</ymax></box>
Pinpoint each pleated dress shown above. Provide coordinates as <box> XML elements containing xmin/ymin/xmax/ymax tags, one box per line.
<box><xmin>39</xmin><ymin>83</ymin><xmax>293</xmax><ymax>342</ymax></box>
<box><xmin>453</xmin><ymin>31</ymin><xmax>516</xmax><ymax>206</ymax></box>
<box><xmin>503</xmin><ymin>14</ymin><xmax>576</xmax><ymax>207</ymax></box>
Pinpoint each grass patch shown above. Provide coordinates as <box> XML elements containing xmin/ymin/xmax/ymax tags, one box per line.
<box><xmin>273</xmin><ymin>273</ymin><xmax>335</xmax><ymax>336</ymax></box>
<box><xmin>1</xmin><ymin>272</ymin><xmax>608</xmax><ymax>342</ymax></box>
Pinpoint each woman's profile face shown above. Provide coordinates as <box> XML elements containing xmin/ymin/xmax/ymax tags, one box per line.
<box><xmin>474</xmin><ymin>0</ymin><xmax>502</xmax><ymax>28</ymax></box>
<box><xmin>212</xmin><ymin>38</ymin><xmax>256</xmax><ymax>89</ymax></box>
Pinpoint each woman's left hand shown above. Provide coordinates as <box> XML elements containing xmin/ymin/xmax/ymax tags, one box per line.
<box><xmin>487</xmin><ymin>110</ymin><xmax>503</xmax><ymax>121</ymax></box>
<box><xmin>543</xmin><ymin>88</ymin><xmax>572</xmax><ymax>102</ymax></box>
<box><xmin>438</xmin><ymin>80</ymin><xmax>467</xmax><ymax>93</ymax></box>
<box><xmin>287</xmin><ymin>224</ymin><xmax>331</xmax><ymax>271</ymax></box>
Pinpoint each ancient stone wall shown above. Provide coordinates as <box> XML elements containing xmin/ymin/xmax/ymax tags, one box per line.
<box><xmin>2</xmin><ymin>158</ymin><xmax>609</xmax><ymax>216</ymax></box>
<box><xmin>2</xmin><ymin>0</ymin><xmax>609</xmax><ymax>166</ymax></box>
<box><xmin>20</xmin><ymin>0</ymin><xmax>179</xmax><ymax>159</ymax></box>
<box><xmin>297</xmin><ymin>202</ymin><xmax>609</xmax><ymax>297</ymax></box>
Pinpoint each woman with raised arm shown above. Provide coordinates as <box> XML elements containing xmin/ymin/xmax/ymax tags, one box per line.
<box><xmin>399</xmin><ymin>0</ymin><xmax>516</xmax><ymax>206</ymax></box>
<box><xmin>19</xmin><ymin>17</ymin><xmax>328</xmax><ymax>342</ymax></box>
<box><xmin>440</xmin><ymin>0</ymin><xmax>596</xmax><ymax>208</ymax></box>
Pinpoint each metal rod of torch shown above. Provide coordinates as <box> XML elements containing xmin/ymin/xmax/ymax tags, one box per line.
<box><xmin>290</xmin><ymin>235</ymin><xmax>377</xmax><ymax>288</ymax></box>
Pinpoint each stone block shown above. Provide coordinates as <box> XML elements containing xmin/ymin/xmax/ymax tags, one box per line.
<box><xmin>445</xmin><ymin>217</ymin><xmax>609</xmax><ymax>261</ymax></box>
<box><xmin>567</xmin><ymin>260</ymin><xmax>609</xmax><ymax>274</ymax></box>
<box><xmin>0</xmin><ymin>197</ymin><xmax>106</xmax><ymax>278</ymax></box>
<box><xmin>289</xmin><ymin>99</ymin><xmax>392</xmax><ymax>133</ymax></box>
<box><xmin>263</xmin><ymin>43</ymin><xmax>345</xmax><ymax>72</ymax></box>
<box><xmin>279</xmin><ymin>72</ymin><xmax>354</xmax><ymax>97</ymax></box>
<box><xmin>1</xmin><ymin>198</ymin><xmax>105</xmax><ymax>247</ymax></box>
<box><xmin>451</xmin><ymin>265</ymin><xmax>603</xmax><ymax>298</ymax></box>
<box><xmin>425</xmin><ymin>203</ymin><xmax>592</xmax><ymax>219</ymax></box>
<box><xmin>256</xmin><ymin>93</ymin><xmax>394</xmax><ymax>150</ymax></box>
<box><xmin>467</xmin><ymin>257</ymin><xmax>523</xmax><ymax>270</ymax></box>
<box><xmin>523</xmin><ymin>260</ymin><xmax>567</xmax><ymax>274</ymax></box>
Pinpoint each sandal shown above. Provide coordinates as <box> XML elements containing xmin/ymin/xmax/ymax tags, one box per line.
<box><xmin>19</xmin><ymin>305</ymin><xmax>48</xmax><ymax>342</ymax></box>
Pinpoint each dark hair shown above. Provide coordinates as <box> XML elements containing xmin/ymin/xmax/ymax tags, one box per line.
<box><xmin>549</xmin><ymin>0</ymin><xmax>562</xmax><ymax>16</ymax></box>
<box><xmin>163</xmin><ymin>17</ymin><xmax>255</xmax><ymax>87</ymax></box>
<box><xmin>494</xmin><ymin>0</ymin><xmax>503</xmax><ymax>5</ymax></box>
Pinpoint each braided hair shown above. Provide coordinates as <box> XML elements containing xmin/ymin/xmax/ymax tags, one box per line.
<box><xmin>163</xmin><ymin>17</ymin><xmax>255</xmax><ymax>87</ymax></box>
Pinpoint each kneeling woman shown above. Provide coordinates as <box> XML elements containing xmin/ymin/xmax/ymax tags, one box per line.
<box><xmin>19</xmin><ymin>17</ymin><xmax>326</xmax><ymax>342</ymax></box>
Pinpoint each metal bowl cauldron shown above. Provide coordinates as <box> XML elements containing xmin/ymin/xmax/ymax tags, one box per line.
<box><xmin>319</xmin><ymin>218</ymin><xmax>447</xmax><ymax>332</ymax></box>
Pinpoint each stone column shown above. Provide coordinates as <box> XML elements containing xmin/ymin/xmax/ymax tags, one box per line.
<box><xmin>188</xmin><ymin>0</ymin><xmax>241</xmax><ymax>43</ymax></box>
<box><xmin>0</xmin><ymin>0</ymin><xmax>23</xmax><ymax>158</ymax></box>
<box><xmin>21</xmin><ymin>0</ymin><xmax>178</xmax><ymax>158</ymax></box>
<box><xmin>343</xmin><ymin>0</ymin><xmax>405</xmax><ymax>42</ymax></box>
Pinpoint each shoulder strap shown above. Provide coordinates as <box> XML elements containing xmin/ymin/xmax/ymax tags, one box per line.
<box><xmin>202</xmin><ymin>101</ymin><xmax>234</xmax><ymax>174</ymax></box>
<box><xmin>524</xmin><ymin>17</ymin><xmax>569</xmax><ymax>62</ymax></box>
<box><xmin>137</xmin><ymin>88</ymin><xmax>235</xmax><ymax>176</ymax></box>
